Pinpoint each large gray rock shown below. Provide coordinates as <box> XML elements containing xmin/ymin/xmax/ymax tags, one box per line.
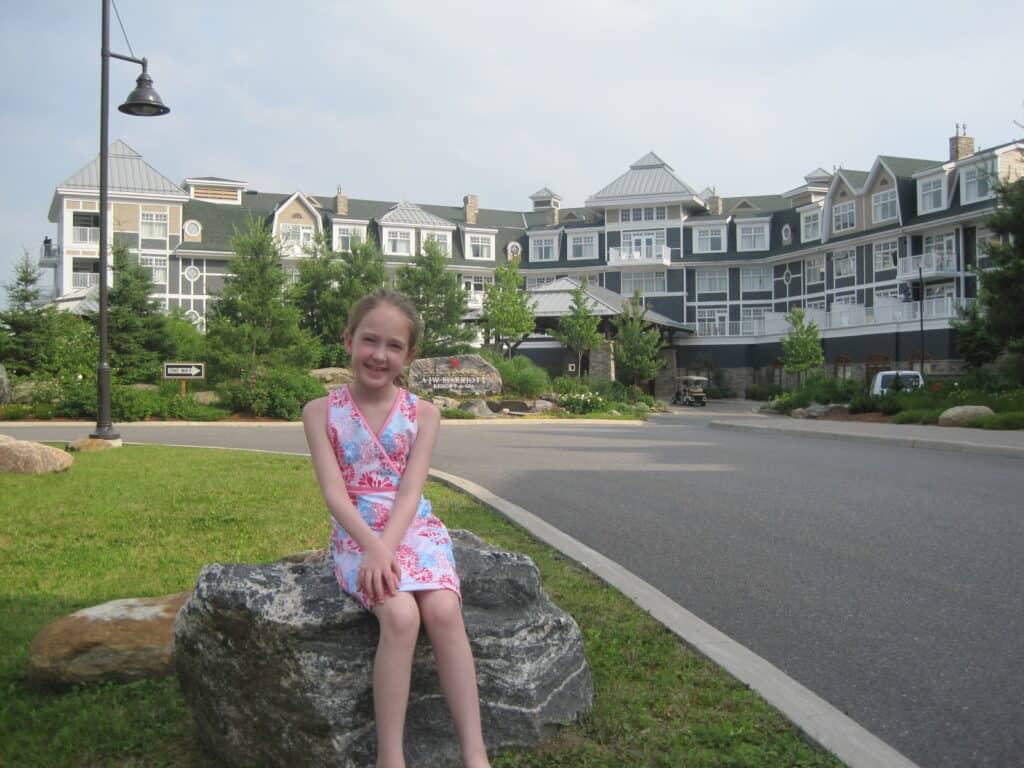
<box><xmin>938</xmin><ymin>404</ymin><xmax>995</xmax><ymax>427</ymax></box>
<box><xmin>458</xmin><ymin>399</ymin><xmax>496</xmax><ymax>418</ymax></box>
<box><xmin>0</xmin><ymin>364</ymin><xmax>10</xmax><ymax>405</ymax></box>
<box><xmin>174</xmin><ymin>531</ymin><xmax>592</xmax><ymax>768</ymax></box>
<box><xmin>310</xmin><ymin>367</ymin><xmax>354</xmax><ymax>391</ymax></box>
<box><xmin>0</xmin><ymin>438</ymin><xmax>73</xmax><ymax>474</ymax></box>
<box><xmin>409</xmin><ymin>355</ymin><xmax>502</xmax><ymax>397</ymax></box>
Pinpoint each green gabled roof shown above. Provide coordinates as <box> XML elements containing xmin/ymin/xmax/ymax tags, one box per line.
<box><xmin>723</xmin><ymin>195</ymin><xmax>790</xmax><ymax>214</ymax></box>
<box><xmin>839</xmin><ymin>170</ymin><xmax>870</xmax><ymax>190</ymax></box>
<box><xmin>878</xmin><ymin>156</ymin><xmax>942</xmax><ymax>178</ymax></box>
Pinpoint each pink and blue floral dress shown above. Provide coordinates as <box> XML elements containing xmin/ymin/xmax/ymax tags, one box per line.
<box><xmin>327</xmin><ymin>385</ymin><xmax>460</xmax><ymax>610</ymax></box>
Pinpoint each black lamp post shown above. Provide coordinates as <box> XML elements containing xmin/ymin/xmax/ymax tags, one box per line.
<box><xmin>91</xmin><ymin>0</ymin><xmax>169</xmax><ymax>441</ymax></box>
<box><xmin>918</xmin><ymin>265</ymin><xmax>926</xmax><ymax>377</ymax></box>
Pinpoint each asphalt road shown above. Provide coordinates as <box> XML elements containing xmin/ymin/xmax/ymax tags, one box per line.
<box><xmin>6</xmin><ymin>412</ymin><xmax>1022</xmax><ymax>768</ymax></box>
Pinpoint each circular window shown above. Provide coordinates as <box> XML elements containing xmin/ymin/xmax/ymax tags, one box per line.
<box><xmin>507</xmin><ymin>242</ymin><xmax>522</xmax><ymax>257</ymax></box>
<box><xmin>781</xmin><ymin>224</ymin><xmax>792</xmax><ymax>241</ymax></box>
<box><xmin>783</xmin><ymin>268</ymin><xmax>792</xmax><ymax>286</ymax></box>
<box><xmin>184</xmin><ymin>265</ymin><xmax>201</xmax><ymax>282</ymax></box>
<box><xmin>184</xmin><ymin>220</ymin><xmax>201</xmax><ymax>237</ymax></box>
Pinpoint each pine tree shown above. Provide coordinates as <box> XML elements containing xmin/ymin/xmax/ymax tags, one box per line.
<box><xmin>0</xmin><ymin>250</ymin><xmax>49</xmax><ymax>376</ymax></box>
<box><xmin>550</xmin><ymin>281</ymin><xmax>603</xmax><ymax>378</ymax></box>
<box><xmin>102</xmin><ymin>242</ymin><xmax>168</xmax><ymax>383</ymax></box>
<box><xmin>780</xmin><ymin>307</ymin><xmax>824</xmax><ymax>384</ymax></box>
<box><xmin>396</xmin><ymin>240</ymin><xmax>474</xmax><ymax>357</ymax></box>
<box><xmin>611</xmin><ymin>292</ymin><xmax>665</xmax><ymax>386</ymax></box>
<box><xmin>480</xmin><ymin>259</ymin><xmax>535</xmax><ymax>358</ymax></box>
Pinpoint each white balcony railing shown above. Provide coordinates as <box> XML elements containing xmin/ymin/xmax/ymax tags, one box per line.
<box><xmin>694</xmin><ymin>298</ymin><xmax>971</xmax><ymax>338</ymax></box>
<box><xmin>72</xmin><ymin>272</ymin><xmax>100</xmax><ymax>289</ymax></box>
<box><xmin>466</xmin><ymin>291</ymin><xmax>485</xmax><ymax>309</ymax></box>
<box><xmin>607</xmin><ymin>244</ymin><xmax>671</xmax><ymax>267</ymax></box>
<box><xmin>72</xmin><ymin>226</ymin><xmax>100</xmax><ymax>244</ymax></box>
<box><xmin>898</xmin><ymin>252</ymin><xmax>957</xmax><ymax>278</ymax></box>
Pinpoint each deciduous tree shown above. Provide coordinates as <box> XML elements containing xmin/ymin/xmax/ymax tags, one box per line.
<box><xmin>780</xmin><ymin>307</ymin><xmax>824</xmax><ymax>384</ymax></box>
<box><xmin>396</xmin><ymin>240</ymin><xmax>474</xmax><ymax>357</ymax></box>
<box><xmin>480</xmin><ymin>259</ymin><xmax>535</xmax><ymax>358</ymax></box>
<box><xmin>611</xmin><ymin>292</ymin><xmax>665</xmax><ymax>386</ymax></box>
<box><xmin>550</xmin><ymin>281</ymin><xmax>603</xmax><ymax>378</ymax></box>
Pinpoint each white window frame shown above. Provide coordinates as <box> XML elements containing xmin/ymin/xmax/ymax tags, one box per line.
<box><xmin>139</xmin><ymin>254</ymin><xmax>167</xmax><ymax>284</ymax></box>
<box><xmin>621</xmin><ymin>208</ymin><xmax>631</xmax><ymax>222</ymax></box>
<box><xmin>620</xmin><ymin>229</ymin><xmax>666</xmax><ymax>259</ymax></box>
<box><xmin>466</xmin><ymin>233</ymin><xmax>494</xmax><ymax>261</ymax></box>
<box><xmin>333</xmin><ymin>224</ymin><xmax>366</xmax><ymax>253</ymax></box>
<box><xmin>832</xmin><ymin>293</ymin><xmax>857</xmax><ymax>306</ymax></box>
<box><xmin>655</xmin><ymin>206</ymin><xmax>666</xmax><ymax>221</ymax></box>
<box><xmin>531</xmin><ymin>236</ymin><xmax>556</xmax><ymax>262</ymax></box>
<box><xmin>140</xmin><ymin>211</ymin><xmax>169</xmax><ymax>239</ymax></box>
<box><xmin>741</xmin><ymin>265</ymin><xmax>772</xmax><ymax>292</ymax></box>
<box><xmin>693</xmin><ymin>225</ymin><xmax>726</xmax><ymax>254</ymax></box>
<box><xmin>696</xmin><ymin>268</ymin><xmax>728</xmax><ymax>294</ymax></box>
<box><xmin>526</xmin><ymin>275</ymin><xmax>557</xmax><ymax>289</ymax></box>
<box><xmin>737</xmin><ymin>222</ymin><xmax>769</xmax><ymax>252</ymax></box>
<box><xmin>383</xmin><ymin>227</ymin><xmax>412</xmax><ymax>256</ymax></box>
<box><xmin>872</xmin><ymin>240</ymin><xmax>899</xmax><ymax>272</ymax></box>
<box><xmin>806</xmin><ymin>298</ymin><xmax>826</xmax><ymax>311</ymax></box>
<box><xmin>569</xmin><ymin>233</ymin><xmax>596</xmax><ymax>261</ymax></box>
<box><xmin>805</xmin><ymin>254</ymin><xmax>825</xmax><ymax>283</ymax></box>
<box><xmin>622</xmin><ymin>270</ymin><xmax>666</xmax><ymax>297</ymax></box>
<box><xmin>923</xmin><ymin>233</ymin><xmax>955</xmax><ymax>267</ymax></box>
<box><xmin>833</xmin><ymin>248</ymin><xmax>856</xmax><ymax>279</ymax></box>
<box><xmin>874</xmin><ymin>286</ymin><xmax>898</xmax><ymax>301</ymax></box>
<box><xmin>280</xmin><ymin>223</ymin><xmax>314</xmax><ymax>254</ymax></box>
<box><xmin>697</xmin><ymin>307</ymin><xmax>727</xmax><ymax>335</ymax></box>
<box><xmin>919</xmin><ymin>177</ymin><xmax>945</xmax><ymax>213</ymax></box>
<box><xmin>961</xmin><ymin>162</ymin><xmax>995</xmax><ymax>205</ymax></box>
<box><xmin>872</xmin><ymin>189</ymin><xmax>898</xmax><ymax>223</ymax></box>
<box><xmin>800</xmin><ymin>209</ymin><xmax>821</xmax><ymax>242</ymax></box>
<box><xmin>741</xmin><ymin>306</ymin><xmax>768</xmax><ymax>335</ymax></box>
<box><xmin>422</xmin><ymin>230</ymin><xmax>451</xmax><ymax>256</ymax></box>
<box><xmin>832</xmin><ymin>201</ymin><xmax>856</xmax><ymax>233</ymax></box>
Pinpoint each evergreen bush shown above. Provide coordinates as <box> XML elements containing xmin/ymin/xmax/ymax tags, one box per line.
<box><xmin>218</xmin><ymin>369</ymin><xmax>325</xmax><ymax>420</ymax></box>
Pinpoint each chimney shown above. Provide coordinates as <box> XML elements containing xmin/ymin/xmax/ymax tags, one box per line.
<box><xmin>549</xmin><ymin>204</ymin><xmax>559</xmax><ymax>226</ymax></box>
<box><xmin>335</xmin><ymin>186</ymin><xmax>348</xmax><ymax>216</ymax></box>
<box><xmin>949</xmin><ymin>123</ymin><xmax>975</xmax><ymax>162</ymax></box>
<box><xmin>707</xmin><ymin>194</ymin><xmax>723</xmax><ymax>216</ymax></box>
<box><xmin>463</xmin><ymin>194</ymin><xmax>478</xmax><ymax>225</ymax></box>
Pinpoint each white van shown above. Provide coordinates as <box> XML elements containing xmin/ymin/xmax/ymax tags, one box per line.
<box><xmin>870</xmin><ymin>370</ymin><xmax>924</xmax><ymax>396</ymax></box>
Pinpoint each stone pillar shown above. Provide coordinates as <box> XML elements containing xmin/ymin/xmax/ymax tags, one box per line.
<box><xmin>335</xmin><ymin>187</ymin><xmax>348</xmax><ymax>216</ymax></box>
<box><xmin>655</xmin><ymin>348</ymin><xmax>677</xmax><ymax>401</ymax></box>
<box><xmin>589</xmin><ymin>340</ymin><xmax>615</xmax><ymax>382</ymax></box>
<box><xmin>463</xmin><ymin>194</ymin><xmax>478</xmax><ymax>225</ymax></box>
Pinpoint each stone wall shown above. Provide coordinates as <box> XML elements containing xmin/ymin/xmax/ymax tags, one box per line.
<box><xmin>654</xmin><ymin>348</ymin><xmax>677</xmax><ymax>400</ymax></box>
<box><xmin>590</xmin><ymin>340</ymin><xmax>615</xmax><ymax>382</ymax></box>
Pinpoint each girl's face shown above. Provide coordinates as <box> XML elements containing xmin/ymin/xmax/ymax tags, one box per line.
<box><xmin>344</xmin><ymin>303</ymin><xmax>415</xmax><ymax>391</ymax></box>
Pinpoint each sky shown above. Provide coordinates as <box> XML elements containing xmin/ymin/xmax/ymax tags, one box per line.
<box><xmin>1</xmin><ymin>0</ymin><xmax>1022</xmax><ymax>300</ymax></box>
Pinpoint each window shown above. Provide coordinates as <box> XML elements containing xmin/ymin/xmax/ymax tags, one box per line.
<box><xmin>738</xmin><ymin>223</ymin><xmax>768</xmax><ymax>251</ymax></box>
<box><xmin>919</xmin><ymin>178</ymin><xmax>944</xmax><ymax>213</ymax></box>
<box><xmin>693</xmin><ymin>225</ymin><xmax>726</xmax><ymax>253</ymax></box>
<box><xmin>531</xmin><ymin>237</ymin><xmax>555</xmax><ymax>262</ymax></box>
<box><xmin>806</xmin><ymin>298</ymin><xmax>825</xmax><ymax>311</ymax></box>
<box><xmin>801</xmin><ymin>210</ymin><xmax>821</xmax><ymax>242</ymax></box>
<box><xmin>468</xmin><ymin>234</ymin><xmax>493</xmax><ymax>260</ymax></box>
<box><xmin>569</xmin><ymin>234</ymin><xmax>596</xmax><ymax>260</ymax></box>
<box><xmin>923</xmin><ymin>233</ymin><xmax>955</xmax><ymax>270</ymax></box>
<box><xmin>832</xmin><ymin>201</ymin><xmax>856</xmax><ymax>233</ymax></box>
<box><xmin>741</xmin><ymin>306</ymin><xmax>767</xmax><ymax>335</ymax></box>
<box><xmin>141</xmin><ymin>212</ymin><xmax>168</xmax><ymax>239</ymax></box>
<box><xmin>334</xmin><ymin>226</ymin><xmax>360</xmax><ymax>252</ymax></box>
<box><xmin>741</xmin><ymin>265</ymin><xmax>772</xmax><ymax>291</ymax></box>
<box><xmin>462</xmin><ymin>274</ymin><xmax>494</xmax><ymax>293</ymax></box>
<box><xmin>632</xmin><ymin>208</ymin><xmax>642</xmax><ymax>221</ymax></box>
<box><xmin>385</xmin><ymin>229</ymin><xmax>411</xmax><ymax>255</ymax></box>
<box><xmin>963</xmin><ymin>165</ymin><xmax>993</xmax><ymax>203</ymax></box>
<box><xmin>621</xmin><ymin>208</ymin><xmax>631</xmax><ymax>222</ymax></box>
<box><xmin>643</xmin><ymin>207</ymin><xmax>654</xmax><ymax>221</ymax></box>
<box><xmin>805</xmin><ymin>255</ymin><xmax>825</xmax><ymax>283</ymax></box>
<box><xmin>655</xmin><ymin>206</ymin><xmax>666</xmax><ymax>221</ymax></box>
<box><xmin>872</xmin><ymin>190</ymin><xmax>898</xmax><ymax>223</ymax></box>
<box><xmin>281</xmin><ymin>223</ymin><xmax>314</xmax><ymax>251</ymax></box>
<box><xmin>833</xmin><ymin>293</ymin><xmax>857</xmax><ymax>306</ymax></box>
<box><xmin>72</xmin><ymin>212</ymin><xmax>100</xmax><ymax>243</ymax></box>
<box><xmin>622</xmin><ymin>271</ymin><xmax>666</xmax><ymax>296</ymax></box>
<box><xmin>697</xmin><ymin>308</ymin><xmax>727</xmax><ymax>336</ymax></box>
<box><xmin>423</xmin><ymin>231</ymin><xmax>450</xmax><ymax>256</ymax></box>
<box><xmin>696</xmin><ymin>268</ymin><xmax>728</xmax><ymax>293</ymax></box>
<box><xmin>874</xmin><ymin>286</ymin><xmax>898</xmax><ymax>300</ymax></box>
<box><xmin>526</xmin><ymin>275</ymin><xmax>556</xmax><ymax>289</ymax></box>
<box><xmin>140</xmin><ymin>255</ymin><xmax>167</xmax><ymax>284</ymax></box>
<box><xmin>873</xmin><ymin>240</ymin><xmax>899</xmax><ymax>272</ymax></box>
<box><xmin>833</xmin><ymin>249</ymin><xmax>856</xmax><ymax>279</ymax></box>
<box><xmin>183</xmin><ymin>220</ymin><xmax>201</xmax><ymax>238</ymax></box>
<box><xmin>620</xmin><ymin>229</ymin><xmax>666</xmax><ymax>259</ymax></box>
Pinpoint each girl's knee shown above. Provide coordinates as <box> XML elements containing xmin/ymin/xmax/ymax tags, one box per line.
<box><xmin>375</xmin><ymin>595</ymin><xmax>421</xmax><ymax>640</ymax></box>
<box><xmin>417</xmin><ymin>590</ymin><xmax>463</xmax><ymax>631</ymax></box>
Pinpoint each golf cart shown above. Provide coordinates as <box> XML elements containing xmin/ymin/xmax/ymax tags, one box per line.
<box><xmin>672</xmin><ymin>375</ymin><xmax>708</xmax><ymax>407</ymax></box>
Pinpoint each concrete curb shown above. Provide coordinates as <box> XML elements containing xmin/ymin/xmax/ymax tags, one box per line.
<box><xmin>708</xmin><ymin>419</ymin><xmax>1024</xmax><ymax>459</ymax></box>
<box><xmin>429</xmin><ymin>468</ymin><xmax>923</xmax><ymax>768</ymax></box>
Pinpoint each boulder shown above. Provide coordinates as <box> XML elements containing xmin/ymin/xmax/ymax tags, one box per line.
<box><xmin>310</xmin><ymin>367</ymin><xmax>354</xmax><ymax>391</ymax></box>
<box><xmin>429</xmin><ymin>395</ymin><xmax>460</xmax><ymax>410</ymax></box>
<box><xmin>409</xmin><ymin>355</ymin><xmax>502</xmax><ymax>397</ymax></box>
<box><xmin>530</xmin><ymin>399</ymin><xmax>557</xmax><ymax>413</ymax></box>
<box><xmin>192</xmin><ymin>390</ymin><xmax>221</xmax><ymax>406</ymax></box>
<box><xmin>0</xmin><ymin>439</ymin><xmax>72</xmax><ymax>474</ymax></box>
<box><xmin>458</xmin><ymin>399</ymin><xmax>496</xmax><ymax>418</ymax></box>
<box><xmin>11</xmin><ymin>380</ymin><xmax>43</xmax><ymax>404</ymax></box>
<box><xmin>488</xmin><ymin>399</ymin><xmax>529</xmax><ymax>413</ymax></box>
<box><xmin>0</xmin><ymin>434</ymin><xmax>16</xmax><ymax>444</ymax></box>
<box><xmin>128</xmin><ymin>383</ymin><xmax>159</xmax><ymax>392</ymax></box>
<box><xmin>174</xmin><ymin>531</ymin><xmax>593</xmax><ymax>768</ymax></box>
<box><xmin>939</xmin><ymin>405</ymin><xmax>995</xmax><ymax>427</ymax></box>
<box><xmin>0</xmin><ymin>364</ymin><xmax>10</xmax><ymax>405</ymax></box>
<box><xmin>67</xmin><ymin>437</ymin><xmax>123</xmax><ymax>452</ymax></box>
<box><xmin>29</xmin><ymin>592</ymin><xmax>191</xmax><ymax>687</ymax></box>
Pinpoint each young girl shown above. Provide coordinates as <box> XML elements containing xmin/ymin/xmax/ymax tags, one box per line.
<box><xmin>303</xmin><ymin>290</ymin><xmax>490</xmax><ymax>768</ymax></box>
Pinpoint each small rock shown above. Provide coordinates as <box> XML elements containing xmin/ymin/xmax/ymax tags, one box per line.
<box><xmin>429</xmin><ymin>396</ymin><xmax>460</xmax><ymax>410</ymax></box>
<box><xmin>0</xmin><ymin>439</ymin><xmax>73</xmax><ymax>474</ymax></box>
<box><xmin>128</xmin><ymin>383</ymin><xmax>159</xmax><ymax>392</ymax></box>
<box><xmin>310</xmin><ymin>368</ymin><xmax>353</xmax><ymax>391</ymax></box>
<box><xmin>791</xmin><ymin>408</ymin><xmax>808</xmax><ymax>419</ymax></box>
<box><xmin>938</xmin><ymin>405</ymin><xmax>995</xmax><ymax>427</ymax></box>
<box><xmin>531</xmin><ymin>399</ymin><xmax>557</xmax><ymax>413</ymax></box>
<box><xmin>459</xmin><ymin>399</ymin><xmax>496</xmax><ymax>418</ymax></box>
<box><xmin>192</xmin><ymin>390</ymin><xmax>221</xmax><ymax>406</ymax></box>
<box><xmin>67</xmin><ymin>437</ymin><xmax>123</xmax><ymax>452</ymax></box>
<box><xmin>30</xmin><ymin>592</ymin><xmax>191</xmax><ymax>687</ymax></box>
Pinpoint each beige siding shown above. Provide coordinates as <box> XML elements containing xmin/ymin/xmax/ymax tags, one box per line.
<box><xmin>66</xmin><ymin>200</ymin><xmax>81</xmax><ymax>211</ymax></box>
<box><xmin>169</xmin><ymin>206</ymin><xmax>181</xmax><ymax>234</ymax></box>
<box><xmin>865</xmin><ymin>170</ymin><xmax>894</xmax><ymax>199</ymax></box>
<box><xmin>607</xmin><ymin>209</ymin><xmax>619</xmax><ymax>224</ymax></box>
<box><xmin>193</xmin><ymin>185</ymin><xmax>239</xmax><ymax>202</ymax></box>
<box><xmin>1000</xmin><ymin>151</ymin><xmax>1024</xmax><ymax>182</ymax></box>
<box><xmin>183</xmin><ymin>219</ymin><xmax>202</xmax><ymax>243</ymax></box>
<box><xmin>113</xmin><ymin>203</ymin><xmax>138</xmax><ymax>232</ymax></box>
<box><xmin>278</xmin><ymin>198</ymin><xmax>317</xmax><ymax>228</ymax></box>
<box><xmin>667</xmin><ymin>205</ymin><xmax>681</xmax><ymax>220</ymax></box>
<box><xmin>82</xmin><ymin>200</ymin><xmax>98</xmax><ymax>212</ymax></box>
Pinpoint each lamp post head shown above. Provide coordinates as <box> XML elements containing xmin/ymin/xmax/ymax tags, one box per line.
<box><xmin>118</xmin><ymin>71</ymin><xmax>170</xmax><ymax>116</ymax></box>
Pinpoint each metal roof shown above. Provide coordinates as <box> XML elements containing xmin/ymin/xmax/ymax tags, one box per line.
<box><xmin>586</xmin><ymin>152</ymin><xmax>698</xmax><ymax>203</ymax></box>
<box><xmin>58</xmin><ymin>140</ymin><xmax>187</xmax><ymax>197</ymax></box>
<box><xmin>529</xmin><ymin>277</ymin><xmax>691</xmax><ymax>330</ymax></box>
<box><xmin>378</xmin><ymin>201</ymin><xmax>455</xmax><ymax>229</ymax></box>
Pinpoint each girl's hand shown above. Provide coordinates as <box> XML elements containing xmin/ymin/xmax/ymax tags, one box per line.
<box><xmin>358</xmin><ymin>541</ymin><xmax>401</xmax><ymax>605</ymax></box>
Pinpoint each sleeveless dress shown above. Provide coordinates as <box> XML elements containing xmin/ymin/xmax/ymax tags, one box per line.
<box><xmin>327</xmin><ymin>385</ymin><xmax>460</xmax><ymax>610</ymax></box>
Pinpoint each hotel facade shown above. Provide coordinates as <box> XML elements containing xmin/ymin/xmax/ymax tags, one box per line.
<box><xmin>42</xmin><ymin>130</ymin><xmax>1022</xmax><ymax>395</ymax></box>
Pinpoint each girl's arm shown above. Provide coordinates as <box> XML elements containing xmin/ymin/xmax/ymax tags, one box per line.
<box><xmin>302</xmin><ymin>397</ymin><xmax>399</xmax><ymax>602</ymax></box>
<box><xmin>379</xmin><ymin>398</ymin><xmax>441</xmax><ymax>554</ymax></box>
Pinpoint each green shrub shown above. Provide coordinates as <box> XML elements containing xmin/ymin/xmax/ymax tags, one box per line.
<box><xmin>706</xmin><ymin>385</ymin><xmax>735</xmax><ymax>399</ymax></box>
<box><xmin>31</xmin><ymin>403</ymin><xmax>56</xmax><ymax>419</ymax></box>
<box><xmin>878</xmin><ymin>395</ymin><xmax>905</xmax><ymax>415</ymax></box>
<box><xmin>746</xmin><ymin>383</ymin><xmax>782</xmax><ymax>401</ymax></box>
<box><xmin>492</xmin><ymin>355</ymin><xmax>551</xmax><ymax>398</ymax></box>
<box><xmin>218</xmin><ymin>368</ymin><xmax>325</xmax><ymax>420</ymax></box>
<box><xmin>111</xmin><ymin>386</ymin><xmax>165</xmax><ymax>422</ymax></box>
<box><xmin>55</xmin><ymin>379</ymin><xmax>98</xmax><ymax>418</ymax></box>
<box><xmin>771</xmin><ymin>390</ymin><xmax>812</xmax><ymax>414</ymax></box>
<box><xmin>552</xmin><ymin>375</ymin><xmax>591</xmax><ymax>396</ymax></box>
<box><xmin>441</xmin><ymin>408</ymin><xmax>475</xmax><ymax>419</ymax></box>
<box><xmin>558</xmin><ymin>392</ymin><xmax>606</xmax><ymax>414</ymax></box>
<box><xmin>848</xmin><ymin>393</ymin><xmax>879</xmax><ymax>414</ymax></box>
<box><xmin>587</xmin><ymin>378</ymin><xmax>632</xmax><ymax>404</ymax></box>
<box><xmin>966</xmin><ymin>411</ymin><xmax>1024</xmax><ymax>429</ymax></box>
<box><xmin>893</xmin><ymin>409</ymin><xmax>943</xmax><ymax>425</ymax></box>
<box><xmin>0</xmin><ymin>404</ymin><xmax>32</xmax><ymax>420</ymax></box>
<box><xmin>157</xmin><ymin>395</ymin><xmax>230</xmax><ymax>421</ymax></box>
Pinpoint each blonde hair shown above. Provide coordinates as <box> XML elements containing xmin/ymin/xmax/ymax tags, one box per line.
<box><xmin>345</xmin><ymin>289</ymin><xmax>423</xmax><ymax>352</ymax></box>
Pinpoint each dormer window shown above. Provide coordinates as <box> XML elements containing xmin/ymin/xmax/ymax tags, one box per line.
<box><xmin>919</xmin><ymin>178</ymin><xmax>944</xmax><ymax>213</ymax></box>
<box><xmin>872</xmin><ymin>190</ymin><xmax>897</xmax><ymax>223</ymax></box>
<box><xmin>384</xmin><ymin>228</ymin><xmax>412</xmax><ymax>256</ymax></box>
<box><xmin>800</xmin><ymin>210</ymin><xmax>821</xmax><ymax>242</ymax></box>
<box><xmin>467</xmin><ymin>233</ymin><xmax>494</xmax><ymax>260</ymax></box>
<box><xmin>531</xmin><ymin>236</ymin><xmax>556</xmax><ymax>262</ymax></box>
<box><xmin>280</xmin><ymin>223</ymin><xmax>313</xmax><ymax>253</ymax></box>
<box><xmin>693</xmin><ymin>225</ymin><xmax>726</xmax><ymax>254</ymax></box>
<box><xmin>737</xmin><ymin>222</ymin><xmax>769</xmax><ymax>252</ymax></box>
<box><xmin>962</xmin><ymin>163</ymin><xmax>994</xmax><ymax>204</ymax></box>
<box><xmin>423</xmin><ymin>230</ymin><xmax>451</xmax><ymax>256</ymax></box>
<box><xmin>832</xmin><ymin>201</ymin><xmax>856</xmax><ymax>233</ymax></box>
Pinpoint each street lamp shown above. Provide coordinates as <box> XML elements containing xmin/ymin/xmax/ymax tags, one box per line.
<box><xmin>91</xmin><ymin>0</ymin><xmax>170</xmax><ymax>441</ymax></box>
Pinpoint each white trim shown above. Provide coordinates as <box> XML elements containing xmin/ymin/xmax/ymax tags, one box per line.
<box><xmin>871</xmin><ymin>189</ymin><xmax>898</xmax><ymax>224</ymax></box>
<box><xmin>529</xmin><ymin>235</ymin><xmax>557</xmax><ymax>262</ymax></box>
<box><xmin>800</xmin><ymin>209</ymin><xmax>822</xmax><ymax>243</ymax></box>
<box><xmin>692</xmin><ymin>224</ymin><xmax>727</xmax><ymax>254</ymax></box>
<box><xmin>737</xmin><ymin>222</ymin><xmax>769</xmax><ymax>252</ymax></box>
<box><xmin>465</xmin><ymin>232</ymin><xmax>496</xmax><ymax>261</ymax></box>
<box><xmin>382</xmin><ymin>227</ymin><xmax>414</xmax><ymax>256</ymax></box>
<box><xmin>831</xmin><ymin>200</ymin><xmax>856</xmax><ymax>234</ymax></box>
<box><xmin>917</xmin><ymin>175</ymin><xmax>946</xmax><ymax>214</ymax></box>
<box><xmin>332</xmin><ymin>223</ymin><xmax>367</xmax><ymax>253</ymax></box>
<box><xmin>805</xmin><ymin>254</ymin><xmax>825</xmax><ymax>283</ymax></box>
<box><xmin>568</xmin><ymin>232</ymin><xmax>597</xmax><ymax>261</ymax></box>
<box><xmin>55</xmin><ymin>186</ymin><xmax>189</xmax><ymax>203</ymax></box>
<box><xmin>696</xmin><ymin>268</ymin><xmax>728</xmax><ymax>293</ymax></box>
<box><xmin>960</xmin><ymin>160</ymin><xmax>996</xmax><ymax>205</ymax></box>
<box><xmin>422</xmin><ymin>229</ymin><xmax>452</xmax><ymax>257</ymax></box>
<box><xmin>872</xmin><ymin>239</ymin><xmax>899</xmax><ymax>272</ymax></box>
<box><xmin>833</xmin><ymin>248</ymin><xmax>856</xmax><ymax>279</ymax></box>
<box><xmin>740</xmin><ymin>264</ymin><xmax>772</xmax><ymax>291</ymax></box>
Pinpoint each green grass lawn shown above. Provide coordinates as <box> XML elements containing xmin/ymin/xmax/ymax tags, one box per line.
<box><xmin>0</xmin><ymin>446</ymin><xmax>842</xmax><ymax>767</ymax></box>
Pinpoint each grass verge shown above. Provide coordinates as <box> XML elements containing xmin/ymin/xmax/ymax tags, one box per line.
<box><xmin>1</xmin><ymin>446</ymin><xmax>841</xmax><ymax>767</ymax></box>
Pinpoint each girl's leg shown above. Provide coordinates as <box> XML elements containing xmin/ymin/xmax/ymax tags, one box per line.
<box><xmin>416</xmin><ymin>590</ymin><xmax>490</xmax><ymax>768</ymax></box>
<box><xmin>373</xmin><ymin>593</ymin><xmax>421</xmax><ymax>768</ymax></box>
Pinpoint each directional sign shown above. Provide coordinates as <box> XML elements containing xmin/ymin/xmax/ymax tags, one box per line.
<box><xmin>163</xmin><ymin>362</ymin><xmax>206</xmax><ymax>380</ymax></box>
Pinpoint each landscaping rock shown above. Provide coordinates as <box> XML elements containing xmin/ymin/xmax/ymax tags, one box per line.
<box><xmin>11</xmin><ymin>380</ymin><xmax>41</xmax><ymax>404</ymax></box>
<box><xmin>174</xmin><ymin>531</ymin><xmax>593</xmax><ymax>768</ymax></box>
<box><xmin>938</xmin><ymin>405</ymin><xmax>995</xmax><ymax>427</ymax></box>
<box><xmin>0</xmin><ymin>434</ymin><xmax>16</xmax><ymax>444</ymax></box>
<box><xmin>459</xmin><ymin>399</ymin><xmax>496</xmax><ymax>418</ymax></box>
<box><xmin>67</xmin><ymin>437</ymin><xmax>123</xmax><ymax>452</ymax></box>
<box><xmin>409</xmin><ymin>355</ymin><xmax>502</xmax><ymax>397</ymax></box>
<box><xmin>193</xmin><ymin>390</ymin><xmax>221</xmax><ymax>406</ymax></box>
<box><xmin>29</xmin><ymin>592</ymin><xmax>191</xmax><ymax>687</ymax></box>
<box><xmin>429</xmin><ymin>395</ymin><xmax>460</xmax><ymax>410</ymax></box>
<box><xmin>310</xmin><ymin>367</ymin><xmax>354</xmax><ymax>391</ymax></box>
<box><xmin>0</xmin><ymin>439</ymin><xmax>72</xmax><ymax>474</ymax></box>
<box><xmin>0</xmin><ymin>364</ymin><xmax>10</xmax><ymax>405</ymax></box>
<box><xmin>530</xmin><ymin>399</ymin><xmax>557</xmax><ymax>413</ymax></box>
<box><xmin>488</xmin><ymin>399</ymin><xmax>529</xmax><ymax>413</ymax></box>
<box><xmin>128</xmin><ymin>383</ymin><xmax>159</xmax><ymax>392</ymax></box>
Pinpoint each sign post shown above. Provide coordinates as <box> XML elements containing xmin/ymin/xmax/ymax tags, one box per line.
<box><xmin>162</xmin><ymin>362</ymin><xmax>206</xmax><ymax>397</ymax></box>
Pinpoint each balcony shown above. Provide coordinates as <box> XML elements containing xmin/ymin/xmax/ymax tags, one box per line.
<box><xmin>72</xmin><ymin>226</ymin><xmax>101</xmax><ymax>245</ymax></box>
<box><xmin>898</xmin><ymin>252</ymin><xmax>957</xmax><ymax>280</ymax></box>
<box><xmin>39</xmin><ymin>241</ymin><xmax>60</xmax><ymax>267</ymax></box>
<box><xmin>72</xmin><ymin>272</ymin><xmax>100</xmax><ymax>289</ymax></box>
<box><xmin>466</xmin><ymin>291</ymin><xmax>485</xmax><ymax>309</ymax></box>
<box><xmin>607</xmin><ymin>244</ymin><xmax>671</xmax><ymax>268</ymax></box>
